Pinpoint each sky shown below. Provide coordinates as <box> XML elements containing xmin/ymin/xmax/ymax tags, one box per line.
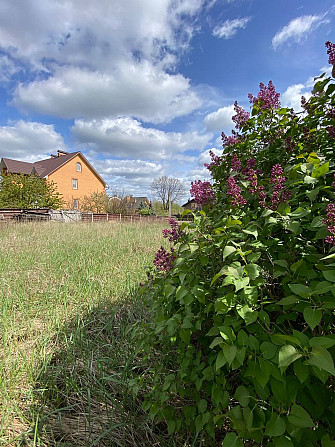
<box><xmin>0</xmin><ymin>0</ymin><xmax>334</xmax><ymax>203</ymax></box>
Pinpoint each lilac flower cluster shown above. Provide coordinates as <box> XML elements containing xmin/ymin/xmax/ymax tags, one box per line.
<box><xmin>269</xmin><ymin>164</ymin><xmax>291</xmax><ymax>209</ymax></box>
<box><xmin>162</xmin><ymin>218</ymin><xmax>184</xmax><ymax>243</ymax></box>
<box><xmin>326</xmin><ymin>126</ymin><xmax>335</xmax><ymax>138</ymax></box>
<box><xmin>285</xmin><ymin>136</ymin><xmax>295</xmax><ymax>152</ymax></box>
<box><xmin>221</xmin><ymin>131</ymin><xmax>238</xmax><ymax>147</ymax></box>
<box><xmin>232</xmin><ymin>101</ymin><xmax>250</xmax><ymax>129</ymax></box>
<box><xmin>153</xmin><ymin>246</ymin><xmax>175</xmax><ymax>272</ymax></box>
<box><xmin>325</xmin><ymin>41</ymin><xmax>335</xmax><ymax>66</ymax></box>
<box><xmin>231</xmin><ymin>153</ymin><xmax>242</xmax><ymax>172</ymax></box>
<box><xmin>324</xmin><ymin>203</ymin><xmax>335</xmax><ymax>245</ymax></box>
<box><xmin>248</xmin><ymin>81</ymin><xmax>281</xmax><ymax>110</ymax></box>
<box><xmin>204</xmin><ymin>150</ymin><xmax>222</xmax><ymax>172</ymax></box>
<box><xmin>190</xmin><ymin>180</ymin><xmax>216</xmax><ymax>206</ymax></box>
<box><xmin>227</xmin><ymin>176</ymin><xmax>247</xmax><ymax>207</ymax></box>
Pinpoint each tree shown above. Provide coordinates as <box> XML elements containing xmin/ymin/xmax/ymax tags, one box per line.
<box><xmin>81</xmin><ymin>192</ymin><xmax>107</xmax><ymax>213</ymax></box>
<box><xmin>151</xmin><ymin>176</ymin><xmax>184</xmax><ymax>211</ymax></box>
<box><xmin>0</xmin><ymin>172</ymin><xmax>63</xmax><ymax>209</ymax></box>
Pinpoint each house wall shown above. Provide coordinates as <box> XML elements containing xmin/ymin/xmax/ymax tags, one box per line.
<box><xmin>48</xmin><ymin>154</ymin><xmax>105</xmax><ymax>209</ymax></box>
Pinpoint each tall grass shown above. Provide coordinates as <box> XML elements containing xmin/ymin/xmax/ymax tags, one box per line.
<box><xmin>0</xmin><ymin>221</ymin><xmax>168</xmax><ymax>446</ymax></box>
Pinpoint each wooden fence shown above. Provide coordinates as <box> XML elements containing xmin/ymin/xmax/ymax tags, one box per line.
<box><xmin>81</xmin><ymin>213</ymin><xmax>170</xmax><ymax>223</ymax></box>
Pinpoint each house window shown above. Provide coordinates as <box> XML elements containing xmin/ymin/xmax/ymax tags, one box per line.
<box><xmin>73</xmin><ymin>199</ymin><xmax>79</xmax><ymax>210</ymax></box>
<box><xmin>76</xmin><ymin>162</ymin><xmax>82</xmax><ymax>172</ymax></box>
<box><xmin>72</xmin><ymin>178</ymin><xmax>78</xmax><ymax>189</ymax></box>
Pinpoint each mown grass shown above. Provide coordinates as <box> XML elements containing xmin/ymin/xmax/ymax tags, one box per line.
<box><xmin>0</xmin><ymin>221</ymin><xmax>171</xmax><ymax>446</ymax></box>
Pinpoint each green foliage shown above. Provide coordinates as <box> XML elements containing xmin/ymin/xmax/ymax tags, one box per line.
<box><xmin>139</xmin><ymin>207</ymin><xmax>153</xmax><ymax>215</ymax></box>
<box><xmin>0</xmin><ymin>172</ymin><xmax>63</xmax><ymax>209</ymax></box>
<box><xmin>131</xmin><ymin>69</ymin><xmax>335</xmax><ymax>445</ymax></box>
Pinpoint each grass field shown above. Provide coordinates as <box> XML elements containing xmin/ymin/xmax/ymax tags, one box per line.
<box><xmin>0</xmin><ymin>221</ymin><xmax>169</xmax><ymax>447</ymax></box>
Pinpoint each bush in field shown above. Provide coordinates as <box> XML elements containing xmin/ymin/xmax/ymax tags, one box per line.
<box><xmin>132</xmin><ymin>43</ymin><xmax>335</xmax><ymax>446</ymax></box>
<box><xmin>0</xmin><ymin>172</ymin><xmax>63</xmax><ymax>209</ymax></box>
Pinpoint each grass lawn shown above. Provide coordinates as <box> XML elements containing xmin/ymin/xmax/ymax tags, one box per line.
<box><xmin>0</xmin><ymin>221</ymin><xmax>169</xmax><ymax>447</ymax></box>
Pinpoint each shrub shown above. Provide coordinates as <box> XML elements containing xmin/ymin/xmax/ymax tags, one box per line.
<box><xmin>132</xmin><ymin>44</ymin><xmax>335</xmax><ymax>446</ymax></box>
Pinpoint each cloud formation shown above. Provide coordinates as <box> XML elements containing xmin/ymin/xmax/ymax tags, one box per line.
<box><xmin>0</xmin><ymin>121</ymin><xmax>66</xmax><ymax>161</ymax></box>
<box><xmin>272</xmin><ymin>15</ymin><xmax>324</xmax><ymax>49</ymax></box>
<box><xmin>213</xmin><ymin>17</ymin><xmax>251</xmax><ymax>39</ymax></box>
<box><xmin>72</xmin><ymin>117</ymin><xmax>212</xmax><ymax>160</ymax></box>
<box><xmin>203</xmin><ymin>105</ymin><xmax>235</xmax><ymax>131</ymax></box>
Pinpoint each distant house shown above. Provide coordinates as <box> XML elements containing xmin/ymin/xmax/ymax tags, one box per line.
<box><xmin>0</xmin><ymin>150</ymin><xmax>107</xmax><ymax>210</ymax></box>
<box><xmin>182</xmin><ymin>198</ymin><xmax>202</xmax><ymax>211</ymax></box>
<box><xmin>125</xmin><ymin>195</ymin><xmax>150</xmax><ymax>211</ymax></box>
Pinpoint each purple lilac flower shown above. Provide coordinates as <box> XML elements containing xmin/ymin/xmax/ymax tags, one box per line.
<box><xmin>204</xmin><ymin>150</ymin><xmax>222</xmax><ymax>171</ymax></box>
<box><xmin>257</xmin><ymin>185</ymin><xmax>267</xmax><ymax>207</ymax></box>
<box><xmin>269</xmin><ymin>164</ymin><xmax>288</xmax><ymax>209</ymax></box>
<box><xmin>231</xmin><ymin>153</ymin><xmax>242</xmax><ymax>172</ymax></box>
<box><xmin>285</xmin><ymin>136</ymin><xmax>295</xmax><ymax>153</ymax></box>
<box><xmin>190</xmin><ymin>180</ymin><xmax>216</xmax><ymax>206</ymax></box>
<box><xmin>326</xmin><ymin>41</ymin><xmax>335</xmax><ymax>66</ymax></box>
<box><xmin>162</xmin><ymin>218</ymin><xmax>184</xmax><ymax>243</ymax></box>
<box><xmin>221</xmin><ymin>131</ymin><xmax>238</xmax><ymax>147</ymax></box>
<box><xmin>248</xmin><ymin>81</ymin><xmax>280</xmax><ymax>110</ymax></box>
<box><xmin>324</xmin><ymin>203</ymin><xmax>335</xmax><ymax>245</ymax></box>
<box><xmin>227</xmin><ymin>176</ymin><xmax>247</xmax><ymax>207</ymax></box>
<box><xmin>232</xmin><ymin>101</ymin><xmax>250</xmax><ymax>130</ymax></box>
<box><xmin>326</xmin><ymin>126</ymin><xmax>335</xmax><ymax>138</ymax></box>
<box><xmin>153</xmin><ymin>246</ymin><xmax>175</xmax><ymax>272</ymax></box>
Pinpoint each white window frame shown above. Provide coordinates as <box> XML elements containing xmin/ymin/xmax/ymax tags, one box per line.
<box><xmin>72</xmin><ymin>178</ymin><xmax>78</xmax><ymax>189</ymax></box>
<box><xmin>76</xmin><ymin>162</ymin><xmax>82</xmax><ymax>172</ymax></box>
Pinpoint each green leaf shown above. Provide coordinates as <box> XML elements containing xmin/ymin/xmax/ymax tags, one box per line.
<box><xmin>278</xmin><ymin>345</ymin><xmax>302</xmax><ymax>369</ymax></box>
<box><xmin>277</xmin><ymin>202</ymin><xmax>291</xmax><ymax>215</ymax></box>
<box><xmin>310</xmin><ymin>215</ymin><xmax>324</xmax><ymax>228</ymax></box>
<box><xmin>311</xmin><ymin>161</ymin><xmax>329</xmax><ymax>178</ymax></box>
<box><xmin>234</xmin><ymin>385</ymin><xmax>250</xmax><ymax>407</ymax></box>
<box><xmin>237</xmin><ymin>305</ymin><xmax>258</xmax><ymax>325</ymax></box>
<box><xmin>234</xmin><ymin>277</ymin><xmax>250</xmax><ymax>292</ymax></box>
<box><xmin>245</xmin><ymin>263</ymin><xmax>260</xmax><ymax>279</ymax></box>
<box><xmin>287</xmin><ymin>221</ymin><xmax>300</xmax><ymax>234</ymax></box>
<box><xmin>222</xmin><ymin>344</ymin><xmax>237</xmax><ymax>366</ymax></box>
<box><xmin>274</xmin><ymin>436</ymin><xmax>294</xmax><ymax>447</ymax></box>
<box><xmin>179</xmin><ymin>328</ymin><xmax>191</xmax><ymax>344</ymax></box>
<box><xmin>288</xmin><ymin>283</ymin><xmax>311</xmax><ymax>298</ymax></box>
<box><xmin>222</xmin><ymin>433</ymin><xmax>244</xmax><ymax>447</ymax></box>
<box><xmin>287</xmin><ymin>404</ymin><xmax>314</xmax><ymax>428</ymax></box>
<box><xmin>216</xmin><ymin>351</ymin><xmax>227</xmax><ymax>371</ymax></box>
<box><xmin>306</xmin><ymin>346</ymin><xmax>335</xmax><ymax>376</ymax></box>
<box><xmin>323</xmin><ymin>270</ymin><xmax>335</xmax><ymax>282</ymax></box>
<box><xmin>309</xmin><ymin>337</ymin><xmax>335</xmax><ymax>348</ymax></box>
<box><xmin>265</xmin><ymin>414</ymin><xmax>286</xmax><ymax>437</ymax></box>
<box><xmin>293</xmin><ymin>358</ymin><xmax>309</xmax><ymax>383</ymax></box>
<box><xmin>260</xmin><ymin>342</ymin><xmax>278</xmax><ymax>359</ymax></box>
<box><xmin>243</xmin><ymin>226</ymin><xmax>258</xmax><ymax>238</ymax></box>
<box><xmin>322</xmin><ymin>434</ymin><xmax>335</xmax><ymax>447</ymax></box>
<box><xmin>303</xmin><ymin>307</ymin><xmax>322</xmax><ymax>330</ymax></box>
<box><xmin>222</xmin><ymin>245</ymin><xmax>236</xmax><ymax>260</ymax></box>
<box><xmin>198</xmin><ymin>399</ymin><xmax>207</xmax><ymax>414</ymax></box>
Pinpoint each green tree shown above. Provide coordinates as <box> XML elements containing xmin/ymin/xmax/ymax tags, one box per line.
<box><xmin>0</xmin><ymin>172</ymin><xmax>63</xmax><ymax>209</ymax></box>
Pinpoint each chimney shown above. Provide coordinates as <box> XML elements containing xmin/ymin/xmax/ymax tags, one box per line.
<box><xmin>57</xmin><ymin>150</ymin><xmax>69</xmax><ymax>156</ymax></box>
<box><xmin>50</xmin><ymin>154</ymin><xmax>57</xmax><ymax>158</ymax></box>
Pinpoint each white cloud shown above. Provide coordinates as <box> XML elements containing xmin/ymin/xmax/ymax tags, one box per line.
<box><xmin>13</xmin><ymin>63</ymin><xmax>202</xmax><ymax>124</ymax></box>
<box><xmin>272</xmin><ymin>15</ymin><xmax>325</xmax><ymax>49</ymax></box>
<box><xmin>213</xmin><ymin>17</ymin><xmax>251</xmax><ymax>39</ymax></box>
<box><xmin>0</xmin><ymin>121</ymin><xmax>66</xmax><ymax>161</ymax></box>
<box><xmin>203</xmin><ymin>104</ymin><xmax>235</xmax><ymax>131</ymax></box>
<box><xmin>281</xmin><ymin>83</ymin><xmax>312</xmax><ymax>111</ymax></box>
<box><xmin>71</xmin><ymin>117</ymin><xmax>212</xmax><ymax>160</ymax></box>
<box><xmin>95</xmin><ymin>159</ymin><xmax>163</xmax><ymax>179</ymax></box>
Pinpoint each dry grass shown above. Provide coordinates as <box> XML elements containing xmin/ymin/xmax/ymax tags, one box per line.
<box><xmin>0</xmin><ymin>221</ymin><xmax>174</xmax><ymax>447</ymax></box>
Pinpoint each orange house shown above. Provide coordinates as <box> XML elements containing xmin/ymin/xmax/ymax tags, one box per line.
<box><xmin>0</xmin><ymin>150</ymin><xmax>107</xmax><ymax>210</ymax></box>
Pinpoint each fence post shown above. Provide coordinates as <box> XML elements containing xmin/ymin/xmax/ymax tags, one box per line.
<box><xmin>91</xmin><ymin>212</ymin><xmax>93</xmax><ymax>223</ymax></box>
<box><xmin>106</xmin><ymin>213</ymin><xmax>108</xmax><ymax>222</ymax></box>
<box><xmin>131</xmin><ymin>215</ymin><xmax>133</xmax><ymax>222</ymax></box>
<box><xmin>119</xmin><ymin>213</ymin><xmax>121</xmax><ymax>221</ymax></box>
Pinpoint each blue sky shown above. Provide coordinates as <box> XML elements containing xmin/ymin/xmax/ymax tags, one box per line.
<box><xmin>0</xmin><ymin>0</ymin><xmax>334</xmax><ymax>202</ymax></box>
